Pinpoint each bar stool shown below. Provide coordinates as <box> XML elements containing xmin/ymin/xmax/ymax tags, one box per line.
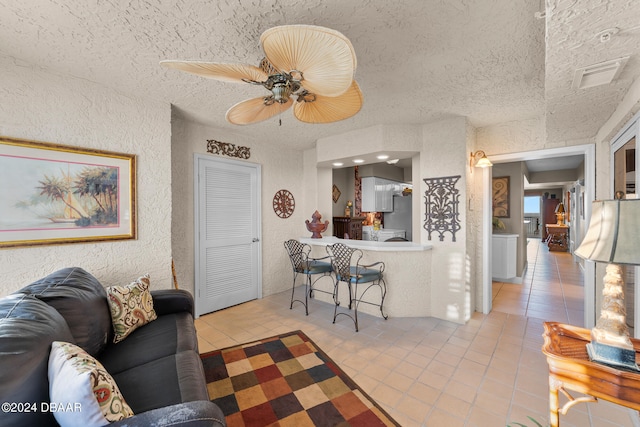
<box><xmin>283</xmin><ymin>239</ymin><xmax>333</xmax><ymax>315</ymax></box>
<box><xmin>326</xmin><ymin>242</ymin><xmax>387</xmax><ymax>331</ymax></box>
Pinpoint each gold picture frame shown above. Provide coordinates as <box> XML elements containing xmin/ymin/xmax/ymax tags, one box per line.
<box><xmin>492</xmin><ymin>176</ymin><xmax>510</xmax><ymax>218</ymax></box>
<box><xmin>332</xmin><ymin>184</ymin><xmax>341</xmax><ymax>203</ymax></box>
<box><xmin>0</xmin><ymin>136</ymin><xmax>136</xmax><ymax>248</ymax></box>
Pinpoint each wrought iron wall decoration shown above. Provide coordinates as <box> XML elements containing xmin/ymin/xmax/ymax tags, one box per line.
<box><xmin>423</xmin><ymin>175</ymin><xmax>461</xmax><ymax>242</ymax></box>
<box><xmin>273</xmin><ymin>189</ymin><xmax>295</xmax><ymax>218</ymax></box>
<box><xmin>206</xmin><ymin>139</ymin><xmax>250</xmax><ymax>159</ymax></box>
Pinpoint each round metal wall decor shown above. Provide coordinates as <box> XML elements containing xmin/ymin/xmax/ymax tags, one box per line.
<box><xmin>273</xmin><ymin>189</ymin><xmax>295</xmax><ymax>218</ymax></box>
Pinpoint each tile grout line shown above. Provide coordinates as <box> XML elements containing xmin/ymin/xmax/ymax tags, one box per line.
<box><xmin>524</xmin><ymin>238</ymin><xmax>540</xmax><ymax>318</ymax></box>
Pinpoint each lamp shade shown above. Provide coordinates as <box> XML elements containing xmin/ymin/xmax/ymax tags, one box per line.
<box><xmin>555</xmin><ymin>203</ymin><xmax>565</xmax><ymax>213</ymax></box>
<box><xmin>475</xmin><ymin>155</ymin><xmax>492</xmax><ymax>168</ymax></box>
<box><xmin>574</xmin><ymin>199</ymin><xmax>640</xmax><ymax>265</ymax></box>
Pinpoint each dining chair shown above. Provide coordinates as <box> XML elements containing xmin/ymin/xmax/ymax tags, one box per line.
<box><xmin>283</xmin><ymin>239</ymin><xmax>333</xmax><ymax>315</ymax></box>
<box><xmin>325</xmin><ymin>242</ymin><xmax>387</xmax><ymax>331</ymax></box>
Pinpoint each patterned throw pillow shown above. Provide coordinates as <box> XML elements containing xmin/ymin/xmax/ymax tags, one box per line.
<box><xmin>106</xmin><ymin>274</ymin><xmax>157</xmax><ymax>343</ymax></box>
<box><xmin>48</xmin><ymin>341</ymin><xmax>134</xmax><ymax>426</ymax></box>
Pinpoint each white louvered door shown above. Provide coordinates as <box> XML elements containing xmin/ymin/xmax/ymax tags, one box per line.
<box><xmin>194</xmin><ymin>155</ymin><xmax>261</xmax><ymax>317</ymax></box>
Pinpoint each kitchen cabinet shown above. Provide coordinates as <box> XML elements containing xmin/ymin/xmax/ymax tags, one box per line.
<box><xmin>361</xmin><ymin>177</ymin><xmax>403</xmax><ymax>212</ymax></box>
<box><xmin>492</xmin><ymin>234</ymin><xmax>518</xmax><ymax>280</ymax></box>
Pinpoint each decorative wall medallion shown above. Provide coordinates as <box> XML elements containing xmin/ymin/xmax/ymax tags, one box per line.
<box><xmin>332</xmin><ymin>185</ymin><xmax>341</xmax><ymax>203</ymax></box>
<box><xmin>423</xmin><ymin>175</ymin><xmax>461</xmax><ymax>242</ymax></box>
<box><xmin>273</xmin><ymin>189</ymin><xmax>295</xmax><ymax>218</ymax></box>
<box><xmin>206</xmin><ymin>139</ymin><xmax>250</xmax><ymax>159</ymax></box>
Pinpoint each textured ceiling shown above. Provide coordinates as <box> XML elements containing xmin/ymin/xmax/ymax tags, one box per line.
<box><xmin>0</xmin><ymin>1</ymin><xmax>638</xmax><ymax>150</ymax></box>
<box><xmin>545</xmin><ymin>0</ymin><xmax>640</xmax><ymax>144</ymax></box>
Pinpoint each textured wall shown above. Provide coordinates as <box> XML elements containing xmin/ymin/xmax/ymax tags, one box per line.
<box><xmin>491</xmin><ymin>162</ymin><xmax>527</xmax><ymax>277</ymax></box>
<box><xmin>331</xmin><ymin>168</ymin><xmax>352</xmax><ymax>218</ymax></box>
<box><xmin>307</xmin><ymin>245</ymin><xmax>432</xmax><ymax>318</ymax></box>
<box><xmin>473</xmin><ymin>116</ymin><xmax>546</xmax><ymax>310</ymax></box>
<box><xmin>170</xmin><ymin>118</ymin><xmax>304</xmax><ymax>303</ymax></box>
<box><xmin>420</xmin><ymin>118</ymin><xmax>471</xmax><ymax>323</ymax></box>
<box><xmin>0</xmin><ymin>54</ymin><xmax>172</xmax><ymax>295</ymax></box>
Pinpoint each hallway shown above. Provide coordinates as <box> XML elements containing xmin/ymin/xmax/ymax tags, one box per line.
<box><xmin>492</xmin><ymin>238</ymin><xmax>585</xmax><ymax>326</ymax></box>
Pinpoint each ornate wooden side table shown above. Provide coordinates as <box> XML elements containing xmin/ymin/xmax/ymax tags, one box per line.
<box><xmin>545</xmin><ymin>224</ymin><xmax>569</xmax><ymax>252</ymax></box>
<box><xmin>332</xmin><ymin>216</ymin><xmax>365</xmax><ymax>240</ymax></box>
<box><xmin>542</xmin><ymin>322</ymin><xmax>640</xmax><ymax>427</ymax></box>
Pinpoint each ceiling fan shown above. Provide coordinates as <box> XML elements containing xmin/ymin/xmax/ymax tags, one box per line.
<box><xmin>161</xmin><ymin>24</ymin><xmax>362</xmax><ymax>125</ymax></box>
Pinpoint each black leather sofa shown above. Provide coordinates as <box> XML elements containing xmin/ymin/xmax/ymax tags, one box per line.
<box><xmin>0</xmin><ymin>267</ymin><xmax>225</xmax><ymax>427</ymax></box>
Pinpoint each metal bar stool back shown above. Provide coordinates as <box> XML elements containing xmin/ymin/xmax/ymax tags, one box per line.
<box><xmin>326</xmin><ymin>242</ymin><xmax>387</xmax><ymax>331</ymax></box>
<box><xmin>283</xmin><ymin>239</ymin><xmax>333</xmax><ymax>315</ymax></box>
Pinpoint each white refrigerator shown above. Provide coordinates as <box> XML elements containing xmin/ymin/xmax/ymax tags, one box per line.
<box><xmin>383</xmin><ymin>195</ymin><xmax>412</xmax><ymax>241</ymax></box>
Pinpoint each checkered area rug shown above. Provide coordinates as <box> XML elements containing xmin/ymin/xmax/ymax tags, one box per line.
<box><xmin>201</xmin><ymin>330</ymin><xmax>399</xmax><ymax>427</ymax></box>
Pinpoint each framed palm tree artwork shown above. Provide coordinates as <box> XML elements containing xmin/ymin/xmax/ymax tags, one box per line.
<box><xmin>0</xmin><ymin>136</ymin><xmax>136</xmax><ymax>248</ymax></box>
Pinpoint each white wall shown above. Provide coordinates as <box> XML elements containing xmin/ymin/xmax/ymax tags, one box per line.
<box><xmin>491</xmin><ymin>162</ymin><xmax>527</xmax><ymax>277</ymax></box>
<box><xmin>0</xmin><ymin>54</ymin><xmax>173</xmax><ymax>294</ymax></box>
<box><xmin>473</xmin><ymin>117</ymin><xmax>545</xmax><ymax>306</ymax></box>
<box><xmin>331</xmin><ymin>168</ymin><xmax>352</xmax><ymax>217</ymax></box>
<box><xmin>170</xmin><ymin>117</ymin><xmax>304</xmax><ymax>299</ymax></box>
<box><xmin>420</xmin><ymin>118</ymin><xmax>472</xmax><ymax>323</ymax></box>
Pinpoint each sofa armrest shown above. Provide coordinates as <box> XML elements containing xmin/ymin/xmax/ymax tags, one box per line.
<box><xmin>151</xmin><ymin>289</ymin><xmax>195</xmax><ymax>317</ymax></box>
<box><xmin>109</xmin><ymin>401</ymin><xmax>225</xmax><ymax>427</ymax></box>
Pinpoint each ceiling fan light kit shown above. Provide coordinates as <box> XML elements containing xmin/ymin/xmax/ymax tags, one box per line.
<box><xmin>161</xmin><ymin>25</ymin><xmax>362</xmax><ymax>125</ymax></box>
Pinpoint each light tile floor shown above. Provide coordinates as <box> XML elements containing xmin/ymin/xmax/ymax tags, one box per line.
<box><xmin>195</xmin><ymin>239</ymin><xmax>639</xmax><ymax>426</ymax></box>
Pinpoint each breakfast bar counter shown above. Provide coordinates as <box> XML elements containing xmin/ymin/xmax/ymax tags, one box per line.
<box><xmin>300</xmin><ymin>236</ymin><xmax>433</xmax><ymax>319</ymax></box>
<box><xmin>300</xmin><ymin>236</ymin><xmax>433</xmax><ymax>252</ymax></box>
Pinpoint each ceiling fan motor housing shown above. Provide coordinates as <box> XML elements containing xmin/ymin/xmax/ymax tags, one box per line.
<box><xmin>264</xmin><ymin>74</ymin><xmax>301</xmax><ymax>104</ymax></box>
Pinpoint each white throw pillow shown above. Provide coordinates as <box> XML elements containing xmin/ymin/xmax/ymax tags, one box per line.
<box><xmin>48</xmin><ymin>341</ymin><xmax>134</xmax><ymax>426</ymax></box>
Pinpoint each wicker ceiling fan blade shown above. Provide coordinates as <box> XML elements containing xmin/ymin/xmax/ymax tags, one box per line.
<box><xmin>160</xmin><ymin>61</ymin><xmax>268</xmax><ymax>84</ymax></box>
<box><xmin>260</xmin><ymin>25</ymin><xmax>356</xmax><ymax>97</ymax></box>
<box><xmin>293</xmin><ymin>80</ymin><xmax>363</xmax><ymax>124</ymax></box>
<box><xmin>226</xmin><ymin>97</ymin><xmax>293</xmax><ymax>125</ymax></box>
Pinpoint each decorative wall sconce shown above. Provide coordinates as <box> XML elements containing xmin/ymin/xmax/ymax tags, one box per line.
<box><xmin>469</xmin><ymin>150</ymin><xmax>492</xmax><ymax>173</ymax></box>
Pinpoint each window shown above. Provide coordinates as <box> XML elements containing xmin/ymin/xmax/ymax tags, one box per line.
<box><xmin>524</xmin><ymin>196</ymin><xmax>540</xmax><ymax>214</ymax></box>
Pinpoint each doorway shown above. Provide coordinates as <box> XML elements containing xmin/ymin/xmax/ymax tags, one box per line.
<box><xmin>481</xmin><ymin>144</ymin><xmax>596</xmax><ymax>328</ymax></box>
<box><xmin>194</xmin><ymin>155</ymin><xmax>262</xmax><ymax>317</ymax></box>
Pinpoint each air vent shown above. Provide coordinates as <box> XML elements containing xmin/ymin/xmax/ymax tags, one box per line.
<box><xmin>572</xmin><ymin>56</ymin><xmax>629</xmax><ymax>90</ymax></box>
